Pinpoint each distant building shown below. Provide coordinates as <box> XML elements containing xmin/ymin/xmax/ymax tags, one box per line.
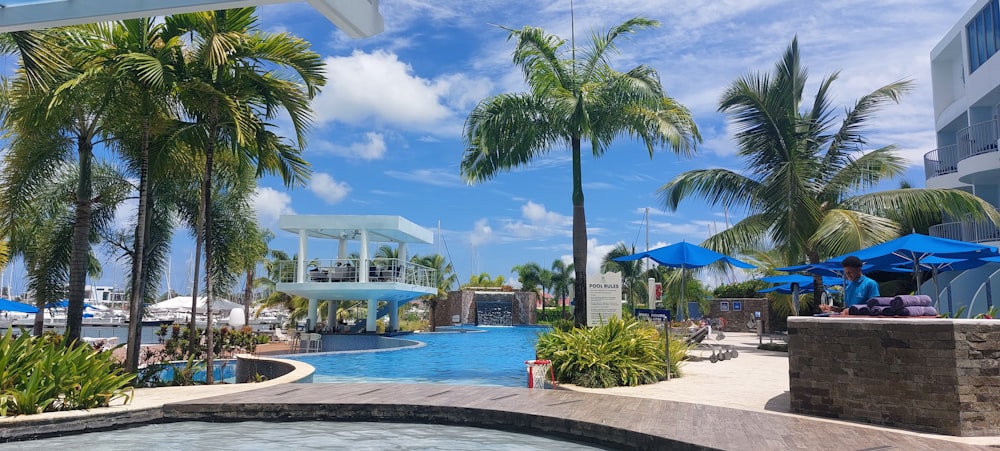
<box><xmin>924</xmin><ymin>0</ymin><xmax>1000</xmax><ymax>316</ymax></box>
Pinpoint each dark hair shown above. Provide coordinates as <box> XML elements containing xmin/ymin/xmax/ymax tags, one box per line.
<box><xmin>842</xmin><ymin>255</ymin><xmax>863</xmax><ymax>268</ymax></box>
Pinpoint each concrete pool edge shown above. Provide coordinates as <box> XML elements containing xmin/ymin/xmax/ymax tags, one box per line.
<box><xmin>0</xmin><ymin>355</ymin><xmax>316</xmax><ymax>443</ymax></box>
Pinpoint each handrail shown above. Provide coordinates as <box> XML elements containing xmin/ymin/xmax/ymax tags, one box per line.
<box><xmin>929</xmin><ymin>216</ymin><xmax>1000</xmax><ymax>243</ymax></box>
<box><xmin>274</xmin><ymin>258</ymin><xmax>436</xmax><ymax>287</ymax></box>
<box><xmin>923</xmin><ymin>145</ymin><xmax>958</xmax><ymax>178</ymax></box>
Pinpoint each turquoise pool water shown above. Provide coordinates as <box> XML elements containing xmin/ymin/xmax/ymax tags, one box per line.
<box><xmin>289</xmin><ymin>326</ymin><xmax>548</xmax><ymax>386</ymax></box>
<box><xmin>6</xmin><ymin>421</ymin><xmax>606</xmax><ymax>450</ymax></box>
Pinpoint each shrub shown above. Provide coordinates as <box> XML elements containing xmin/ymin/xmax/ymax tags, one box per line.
<box><xmin>535</xmin><ymin>316</ymin><xmax>690</xmax><ymax>388</ymax></box>
<box><xmin>758</xmin><ymin>343</ymin><xmax>787</xmax><ymax>352</ymax></box>
<box><xmin>713</xmin><ymin>280</ymin><xmax>768</xmax><ymax>298</ymax></box>
<box><xmin>0</xmin><ymin>329</ymin><xmax>133</xmax><ymax>415</ymax></box>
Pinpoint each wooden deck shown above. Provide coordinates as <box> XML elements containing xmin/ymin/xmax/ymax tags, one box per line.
<box><xmin>162</xmin><ymin>383</ymin><xmax>992</xmax><ymax>450</ymax></box>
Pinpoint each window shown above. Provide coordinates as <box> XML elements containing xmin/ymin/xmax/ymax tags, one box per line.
<box><xmin>968</xmin><ymin>0</ymin><xmax>1000</xmax><ymax>73</ymax></box>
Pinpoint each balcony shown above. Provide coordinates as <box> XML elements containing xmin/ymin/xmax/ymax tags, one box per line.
<box><xmin>924</xmin><ymin>145</ymin><xmax>958</xmax><ymax>178</ymax></box>
<box><xmin>929</xmin><ymin>216</ymin><xmax>1000</xmax><ymax>244</ymax></box>
<box><xmin>925</xmin><ymin>119</ymin><xmax>1000</xmax><ymax>180</ymax></box>
<box><xmin>275</xmin><ymin>257</ymin><xmax>436</xmax><ymax>302</ymax></box>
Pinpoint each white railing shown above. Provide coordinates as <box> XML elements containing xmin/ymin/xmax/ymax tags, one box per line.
<box><xmin>274</xmin><ymin>258</ymin><xmax>435</xmax><ymax>288</ymax></box>
<box><xmin>929</xmin><ymin>216</ymin><xmax>1000</xmax><ymax>243</ymax></box>
<box><xmin>923</xmin><ymin>145</ymin><xmax>958</xmax><ymax>178</ymax></box>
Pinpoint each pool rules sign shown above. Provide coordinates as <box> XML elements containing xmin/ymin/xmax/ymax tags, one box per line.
<box><xmin>587</xmin><ymin>271</ymin><xmax>623</xmax><ymax>327</ymax></box>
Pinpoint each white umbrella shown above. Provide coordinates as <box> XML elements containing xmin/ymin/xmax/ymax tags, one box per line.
<box><xmin>151</xmin><ymin>296</ymin><xmax>243</xmax><ymax>313</ymax></box>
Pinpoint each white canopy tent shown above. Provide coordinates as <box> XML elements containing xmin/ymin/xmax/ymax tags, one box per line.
<box><xmin>151</xmin><ymin>296</ymin><xmax>243</xmax><ymax>313</ymax></box>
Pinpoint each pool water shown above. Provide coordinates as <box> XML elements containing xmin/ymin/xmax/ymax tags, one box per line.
<box><xmin>5</xmin><ymin>421</ymin><xmax>607</xmax><ymax>450</ymax></box>
<box><xmin>289</xmin><ymin>326</ymin><xmax>548</xmax><ymax>386</ymax></box>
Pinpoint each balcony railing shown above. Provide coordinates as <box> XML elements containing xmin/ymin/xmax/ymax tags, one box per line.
<box><xmin>929</xmin><ymin>216</ymin><xmax>1000</xmax><ymax>243</ymax></box>
<box><xmin>274</xmin><ymin>258</ymin><xmax>436</xmax><ymax>288</ymax></box>
<box><xmin>924</xmin><ymin>145</ymin><xmax>958</xmax><ymax>178</ymax></box>
<box><xmin>925</xmin><ymin>119</ymin><xmax>1000</xmax><ymax>180</ymax></box>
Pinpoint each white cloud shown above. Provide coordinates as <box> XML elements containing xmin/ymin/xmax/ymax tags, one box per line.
<box><xmin>503</xmin><ymin>201</ymin><xmax>572</xmax><ymax>240</ymax></box>
<box><xmin>314</xmin><ymin>132</ymin><xmax>387</xmax><ymax>160</ymax></box>
<box><xmin>469</xmin><ymin>218</ymin><xmax>493</xmax><ymax>247</ymax></box>
<box><xmin>252</xmin><ymin>187</ymin><xmax>295</xmax><ymax>226</ymax></box>
<box><xmin>307</xmin><ymin>173</ymin><xmax>352</xmax><ymax>205</ymax></box>
<box><xmin>384</xmin><ymin>168</ymin><xmax>464</xmax><ymax>187</ymax></box>
<box><xmin>311</xmin><ymin>50</ymin><xmax>491</xmax><ymax>137</ymax></box>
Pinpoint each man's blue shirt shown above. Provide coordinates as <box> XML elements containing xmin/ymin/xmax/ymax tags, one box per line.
<box><xmin>844</xmin><ymin>275</ymin><xmax>880</xmax><ymax>306</ymax></box>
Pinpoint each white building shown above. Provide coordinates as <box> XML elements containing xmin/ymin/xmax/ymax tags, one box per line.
<box><xmin>924</xmin><ymin>0</ymin><xmax>1000</xmax><ymax>316</ymax></box>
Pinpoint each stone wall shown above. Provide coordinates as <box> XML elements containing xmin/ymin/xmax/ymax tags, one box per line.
<box><xmin>707</xmin><ymin>298</ymin><xmax>769</xmax><ymax>332</ymax></box>
<box><xmin>236</xmin><ymin>355</ymin><xmax>298</xmax><ymax>383</ymax></box>
<box><xmin>433</xmin><ymin>290</ymin><xmax>537</xmax><ymax>327</ymax></box>
<box><xmin>788</xmin><ymin>317</ymin><xmax>1000</xmax><ymax>436</ymax></box>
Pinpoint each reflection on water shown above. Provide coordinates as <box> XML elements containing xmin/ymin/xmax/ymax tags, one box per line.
<box><xmin>6</xmin><ymin>421</ymin><xmax>608</xmax><ymax>450</ymax></box>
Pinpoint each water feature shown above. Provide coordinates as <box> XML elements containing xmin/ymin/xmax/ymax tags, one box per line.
<box><xmin>475</xmin><ymin>300</ymin><xmax>512</xmax><ymax>326</ymax></box>
<box><xmin>289</xmin><ymin>326</ymin><xmax>546</xmax><ymax>386</ymax></box>
<box><xmin>6</xmin><ymin>421</ymin><xmax>607</xmax><ymax>450</ymax></box>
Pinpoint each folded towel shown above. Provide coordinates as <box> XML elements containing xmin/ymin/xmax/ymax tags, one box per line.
<box><xmin>870</xmin><ymin>305</ymin><xmax>900</xmax><ymax>316</ymax></box>
<box><xmin>866</xmin><ymin>297</ymin><xmax>895</xmax><ymax>308</ymax></box>
<box><xmin>900</xmin><ymin>306</ymin><xmax>938</xmax><ymax>317</ymax></box>
<box><xmin>848</xmin><ymin>304</ymin><xmax>870</xmax><ymax>315</ymax></box>
<box><xmin>890</xmin><ymin>294</ymin><xmax>933</xmax><ymax>310</ymax></box>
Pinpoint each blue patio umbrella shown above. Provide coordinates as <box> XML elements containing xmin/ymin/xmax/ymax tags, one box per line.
<box><xmin>613</xmin><ymin>241</ymin><xmax>754</xmax><ymax>379</ymax></box>
<box><xmin>883</xmin><ymin>255</ymin><xmax>1000</xmax><ymax>309</ymax></box>
<box><xmin>827</xmin><ymin>233</ymin><xmax>1000</xmax><ymax>297</ymax></box>
<box><xmin>0</xmin><ymin>298</ymin><xmax>38</xmax><ymax>313</ymax></box>
<box><xmin>614</xmin><ymin>241</ymin><xmax>754</xmax><ymax>317</ymax></box>
<box><xmin>759</xmin><ymin>274</ymin><xmax>842</xmax><ymax>286</ymax></box>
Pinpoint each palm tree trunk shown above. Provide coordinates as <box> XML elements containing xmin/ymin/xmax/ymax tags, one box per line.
<box><xmin>202</xmin><ymin>106</ymin><xmax>218</xmax><ymax>384</ymax></box>
<box><xmin>66</xmin><ymin>137</ymin><xmax>94</xmax><ymax>344</ymax></box>
<box><xmin>125</xmin><ymin>117</ymin><xmax>151</xmax><ymax>372</ymax></box>
<box><xmin>188</xmin><ymin>197</ymin><xmax>205</xmax><ymax>355</ymax></box>
<box><xmin>571</xmin><ymin>136</ymin><xmax>587</xmax><ymax>327</ymax></box>
<box><xmin>243</xmin><ymin>269</ymin><xmax>253</xmax><ymax>327</ymax></box>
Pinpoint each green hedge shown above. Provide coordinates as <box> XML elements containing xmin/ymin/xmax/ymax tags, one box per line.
<box><xmin>0</xmin><ymin>330</ymin><xmax>133</xmax><ymax>415</ymax></box>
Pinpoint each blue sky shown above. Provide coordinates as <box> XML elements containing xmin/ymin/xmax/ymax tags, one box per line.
<box><xmin>2</xmin><ymin>1</ymin><xmax>980</xmax><ymax>296</ymax></box>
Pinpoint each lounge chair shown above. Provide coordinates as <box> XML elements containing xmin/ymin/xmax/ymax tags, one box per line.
<box><xmin>686</xmin><ymin>326</ymin><xmax>737</xmax><ymax>363</ymax></box>
<box><xmin>273</xmin><ymin>327</ymin><xmax>291</xmax><ymax>342</ymax></box>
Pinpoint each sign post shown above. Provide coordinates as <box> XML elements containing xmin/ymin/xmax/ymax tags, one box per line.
<box><xmin>587</xmin><ymin>272</ymin><xmax>622</xmax><ymax>327</ymax></box>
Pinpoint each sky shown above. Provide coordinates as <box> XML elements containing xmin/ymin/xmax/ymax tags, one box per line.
<box><xmin>0</xmin><ymin>0</ymin><xmax>982</xmax><ymax>296</ymax></box>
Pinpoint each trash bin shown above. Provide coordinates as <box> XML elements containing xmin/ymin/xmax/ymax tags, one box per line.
<box><xmin>524</xmin><ymin>359</ymin><xmax>554</xmax><ymax>389</ymax></box>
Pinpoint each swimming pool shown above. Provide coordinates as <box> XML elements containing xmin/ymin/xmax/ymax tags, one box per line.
<box><xmin>288</xmin><ymin>326</ymin><xmax>548</xmax><ymax>386</ymax></box>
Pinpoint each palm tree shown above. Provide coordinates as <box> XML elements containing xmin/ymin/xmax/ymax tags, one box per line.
<box><xmin>461</xmin><ymin>17</ymin><xmax>700</xmax><ymax>327</ymax></box>
<box><xmin>549</xmin><ymin>259</ymin><xmax>574</xmax><ymax>318</ymax></box>
<box><xmin>0</xmin><ymin>26</ymin><xmax>124</xmax><ymax>344</ymax></box>
<box><xmin>511</xmin><ymin>262</ymin><xmax>544</xmax><ymax>306</ymax></box>
<box><xmin>601</xmin><ymin>242</ymin><xmax>646</xmax><ymax>312</ymax></box>
<box><xmin>657</xmin><ymin>38</ymin><xmax>1000</xmax><ymax>311</ymax></box>
<box><xmin>167</xmin><ymin>8</ymin><xmax>323</xmax><ymax>382</ymax></box>
<box><xmin>463</xmin><ymin>272</ymin><xmax>506</xmax><ymax>289</ymax></box>
<box><xmin>412</xmin><ymin>254</ymin><xmax>457</xmax><ymax>331</ymax></box>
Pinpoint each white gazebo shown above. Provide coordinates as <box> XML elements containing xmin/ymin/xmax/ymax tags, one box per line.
<box><xmin>275</xmin><ymin>215</ymin><xmax>436</xmax><ymax>333</ymax></box>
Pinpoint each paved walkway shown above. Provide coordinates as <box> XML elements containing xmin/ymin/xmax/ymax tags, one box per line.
<box><xmin>2</xmin><ymin>331</ymin><xmax>999</xmax><ymax>449</ymax></box>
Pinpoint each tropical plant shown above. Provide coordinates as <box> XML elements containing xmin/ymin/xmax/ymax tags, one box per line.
<box><xmin>462</xmin><ymin>272</ymin><xmax>506</xmax><ymax>288</ymax></box>
<box><xmin>512</xmin><ymin>262</ymin><xmax>545</xmax><ymax>308</ymax></box>
<box><xmin>657</xmin><ymin>37</ymin><xmax>1000</xmax><ymax>311</ymax></box>
<box><xmin>461</xmin><ymin>17</ymin><xmax>701</xmax><ymax>327</ymax></box>
<box><xmin>166</xmin><ymin>8</ymin><xmax>323</xmax><ymax>382</ymax></box>
<box><xmin>412</xmin><ymin>253</ymin><xmax>457</xmax><ymax>331</ymax></box>
<box><xmin>601</xmin><ymin>242</ymin><xmax>647</xmax><ymax>311</ymax></box>
<box><xmin>549</xmin><ymin>259</ymin><xmax>574</xmax><ymax>318</ymax></box>
<box><xmin>0</xmin><ymin>25</ymin><xmax>124</xmax><ymax>345</ymax></box>
<box><xmin>535</xmin><ymin>315</ymin><xmax>688</xmax><ymax>387</ymax></box>
<box><xmin>0</xmin><ymin>330</ymin><xmax>133</xmax><ymax>415</ymax></box>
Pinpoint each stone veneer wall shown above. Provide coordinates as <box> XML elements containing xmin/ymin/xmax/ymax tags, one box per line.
<box><xmin>236</xmin><ymin>355</ymin><xmax>298</xmax><ymax>383</ymax></box>
<box><xmin>788</xmin><ymin>317</ymin><xmax>1000</xmax><ymax>436</ymax></box>
<box><xmin>434</xmin><ymin>290</ymin><xmax>537</xmax><ymax>327</ymax></box>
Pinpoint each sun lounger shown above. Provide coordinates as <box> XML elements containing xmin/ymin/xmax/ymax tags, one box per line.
<box><xmin>686</xmin><ymin>326</ymin><xmax>737</xmax><ymax>363</ymax></box>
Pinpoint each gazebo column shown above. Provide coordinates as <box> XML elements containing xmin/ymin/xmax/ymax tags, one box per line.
<box><xmin>327</xmin><ymin>300</ymin><xmax>336</xmax><ymax>332</ymax></box>
<box><xmin>398</xmin><ymin>242</ymin><xmax>407</xmax><ymax>281</ymax></box>
<box><xmin>359</xmin><ymin>229</ymin><xmax>369</xmax><ymax>282</ymax></box>
<box><xmin>297</xmin><ymin>229</ymin><xmax>308</xmax><ymax>283</ymax></box>
<box><xmin>338</xmin><ymin>238</ymin><xmax>347</xmax><ymax>260</ymax></box>
<box><xmin>366</xmin><ymin>299</ymin><xmax>377</xmax><ymax>332</ymax></box>
<box><xmin>388</xmin><ymin>300</ymin><xmax>399</xmax><ymax>332</ymax></box>
<box><xmin>308</xmin><ymin>298</ymin><xmax>318</xmax><ymax>332</ymax></box>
